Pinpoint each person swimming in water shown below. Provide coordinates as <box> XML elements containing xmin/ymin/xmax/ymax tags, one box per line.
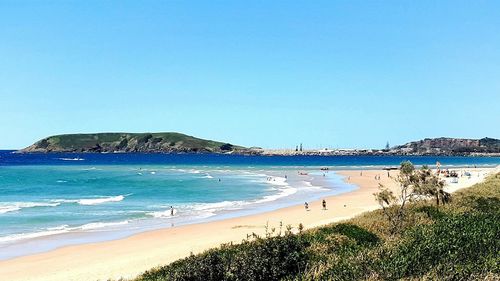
<box><xmin>170</xmin><ymin>206</ymin><xmax>174</xmax><ymax>216</ymax></box>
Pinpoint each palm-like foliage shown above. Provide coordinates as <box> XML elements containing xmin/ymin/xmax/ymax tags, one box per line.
<box><xmin>374</xmin><ymin>161</ymin><xmax>451</xmax><ymax>235</ymax></box>
<box><xmin>414</xmin><ymin>165</ymin><xmax>450</xmax><ymax>206</ymax></box>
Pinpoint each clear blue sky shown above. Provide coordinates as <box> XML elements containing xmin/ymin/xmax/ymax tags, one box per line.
<box><xmin>1</xmin><ymin>1</ymin><xmax>499</xmax><ymax>149</ymax></box>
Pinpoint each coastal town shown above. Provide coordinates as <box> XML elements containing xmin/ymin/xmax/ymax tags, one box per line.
<box><xmin>256</xmin><ymin>137</ymin><xmax>500</xmax><ymax>156</ymax></box>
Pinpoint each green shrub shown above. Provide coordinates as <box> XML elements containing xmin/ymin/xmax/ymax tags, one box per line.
<box><xmin>137</xmin><ymin>234</ymin><xmax>310</xmax><ymax>281</ymax></box>
<box><xmin>414</xmin><ymin>205</ymin><xmax>446</xmax><ymax>220</ymax></box>
<box><xmin>376</xmin><ymin>212</ymin><xmax>500</xmax><ymax>280</ymax></box>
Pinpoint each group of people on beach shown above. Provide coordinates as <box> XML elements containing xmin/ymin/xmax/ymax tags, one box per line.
<box><xmin>304</xmin><ymin>199</ymin><xmax>327</xmax><ymax>211</ymax></box>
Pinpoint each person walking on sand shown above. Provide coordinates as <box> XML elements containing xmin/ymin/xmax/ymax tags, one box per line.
<box><xmin>322</xmin><ymin>199</ymin><xmax>327</xmax><ymax>210</ymax></box>
<box><xmin>304</xmin><ymin>202</ymin><xmax>309</xmax><ymax>211</ymax></box>
<box><xmin>170</xmin><ymin>206</ymin><xmax>174</xmax><ymax>216</ymax></box>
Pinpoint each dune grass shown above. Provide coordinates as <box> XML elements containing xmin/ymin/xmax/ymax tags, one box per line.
<box><xmin>133</xmin><ymin>173</ymin><xmax>500</xmax><ymax>281</ymax></box>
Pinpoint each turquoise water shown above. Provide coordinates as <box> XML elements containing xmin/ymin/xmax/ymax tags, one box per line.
<box><xmin>1</xmin><ymin>152</ymin><xmax>499</xmax><ymax>260</ymax></box>
<box><xmin>0</xmin><ymin>164</ymin><xmax>353</xmax><ymax>259</ymax></box>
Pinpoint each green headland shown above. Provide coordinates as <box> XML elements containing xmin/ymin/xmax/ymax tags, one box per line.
<box><xmin>19</xmin><ymin>132</ymin><xmax>246</xmax><ymax>153</ymax></box>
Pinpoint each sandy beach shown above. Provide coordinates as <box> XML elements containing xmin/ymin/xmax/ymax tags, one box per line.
<box><xmin>0</xmin><ymin>167</ymin><xmax>496</xmax><ymax>281</ymax></box>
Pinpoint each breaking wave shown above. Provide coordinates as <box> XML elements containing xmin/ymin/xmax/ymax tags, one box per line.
<box><xmin>147</xmin><ymin>208</ymin><xmax>178</xmax><ymax>218</ymax></box>
<box><xmin>57</xmin><ymin>157</ymin><xmax>85</xmax><ymax>161</ymax></box>
<box><xmin>0</xmin><ymin>220</ymin><xmax>130</xmax><ymax>243</ymax></box>
<box><xmin>52</xmin><ymin>194</ymin><xmax>131</xmax><ymax>206</ymax></box>
<box><xmin>0</xmin><ymin>202</ymin><xmax>61</xmax><ymax>214</ymax></box>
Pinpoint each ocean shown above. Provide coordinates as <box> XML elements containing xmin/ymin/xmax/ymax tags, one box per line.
<box><xmin>1</xmin><ymin>150</ymin><xmax>499</xmax><ymax>259</ymax></box>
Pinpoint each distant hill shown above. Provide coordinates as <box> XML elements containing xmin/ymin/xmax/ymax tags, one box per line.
<box><xmin>19</xmin><ymin>132</ymin><xmax>247</xmax><ymax>153</ymax></box>
<box><xmin>18</xmin><ymin>134</ymin><xmax>500</xmax><ymax>156</ymax></box>
<box><xmin>390</xmin><ymin>137</ymin><xmax>500</xmax><ymax>155</ymax></box>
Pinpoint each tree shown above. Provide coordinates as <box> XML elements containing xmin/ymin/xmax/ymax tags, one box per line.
<box><xmin>413</xmin><ymin>165</ymin><xmax>450</xmax><ymax>207</ymax></box>
<box><xmin>374</xmin><ymin>161</ymin><xmax>449</xmax><ymax>235</ymax></box>
<box><xmin>374</xmin><ymin>161</ymin><xmax>415</xmax><ymax>234</ymax></box>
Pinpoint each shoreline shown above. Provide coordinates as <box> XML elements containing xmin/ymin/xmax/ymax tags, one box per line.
<box><xmin>0</xmin><ymin>169</ymin><xmax>353</xmax><ymax>260</ymax></box>
<box><xmin>0</xmin><ymin>167</ymin><xmax>496</xmax><ymax>281</ymax></box>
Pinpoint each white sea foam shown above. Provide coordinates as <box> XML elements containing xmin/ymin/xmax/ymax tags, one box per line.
<box><xmin>144</xmin><ymin>175</ymin><xmax>298</xmax><ymax>221</ymax></box>
<box><xmin>192</xmin><ymin>200</ymin><xmax>247</xmax><ymax>211</ymax></box>
<box><xmin>148</xmin><ymin>201</ymin><xmax>247</xmax><ymax>220</ymax></box>
<box><xmin>194</xmin><ymin>211</ymin><xmax>218</xmax><ymax>219</ymax></box>
<box><xmin>175</xmin><ymin>175</ymin><xmax>298</xmax><ymax>214</ymax></box>
<box><xmin>266</xmin><ymin>176</ymin><xmax>289</xmax><ymax>186</ymax></box>
<box><xmin>57</xmin><ymin>157</ymin><xmax>85</xmax><ymax>161</ymax></box>
<box><xmin>0</xmin><ymin>206</ymin><xmax>20</xmax><ymax>214</ymax></box>
<box><xmin>254</xmin><ymin>175</ymin><xmax>298</xmax><ymax>203</ymax></box>
<box><xmin>47</xmin><ymin>224</ymin><xmax>70</xmax><ymax>231</ymax></box>
<box><xmin>255</xmin><ymin>187</ymin><xmax>298</xmax><ymax>204</ymax></box>
<box><xmin>202</xmin><ymin>173</ymin><xmax>214</xmax><ymax>179</ymax></box>
<box><xmin>147</xmin><ymin>208</ymin><xmax>178</xmax><ymax>218</ymax></box>
<box><xmin>0</xmin><ymin>227</ymin><xmax>70</xmax><ymax>243</ymax></box>
<box><xmin>302</xmin><ymin>181</ymin><xmax>313</xmax><ymax>187</ymax></box>
<box><xmin>51</xmin><ymin>194</ymin><xmax>130</xmax><ymax>206</ymax></box>
<box><xmin>78</xmin><ymin>195</ymin><xmax>125</xmax><ymax>205</ymax></box>
<box><xmin>170</xmin><ymin>168</ymin><xmax>187</xmax><ymax>173</ymax></box>
<box><xmin>0</xmin><ymin>202</ymin><xmax>61</xmax><ymax>214</ymax></box>
<box><xmin>80</xmin><ymin>167</ymin><xmax>100</xmax><ymax>171</ymax></box>
<box><xmin>0</xmin><ymin>220</ymin><xmax>130</xmax><ymax>243</ymax></box>
<box><xmin>300</xmin><ymin>180</ymin><xmax>329</xmax><ymax>191</ymax></box>
<box><xmin>78</xmin><ymin>220</ymin><xmax>129</xmax><ymax>230</ymax></box>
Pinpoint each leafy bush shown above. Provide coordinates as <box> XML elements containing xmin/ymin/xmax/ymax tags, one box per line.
<box><xmin>414</xmin><ymin>205</ymin><xmax>446</xmax><ymax>220</ymax></box>
<box><xmin>376</xmin><ymin>212</ymin><xmax>500</xmax><ymax>280</ymax></box>
<box><xmin>137</xmin><ymin>234</ymin><xmax>310</xmax><ymax>281</ymax></box>
<box><xmin>304</xmin><ymin>223</ymin><xmax>379</xmax><ymax>247</ymax></box>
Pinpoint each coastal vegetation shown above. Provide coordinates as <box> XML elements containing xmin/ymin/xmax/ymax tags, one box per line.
<box><xmin>19</xmin><ymin>132</ymin><xmax>245</xmax><ymax>153</ymax></box>
<box><xmin>19</xmin><ymin>133</ymin><xmax>500</xmax><ymax>156</ymax></box>
<box><xmin>134</xmin><ymin>167</ymin><xmax>499</xmax><ymax>281</ymax></box>
<box><xmin>374</xmin><ymin>161</ymin><xmax>450</xmax><ymax>235</ymax></box>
